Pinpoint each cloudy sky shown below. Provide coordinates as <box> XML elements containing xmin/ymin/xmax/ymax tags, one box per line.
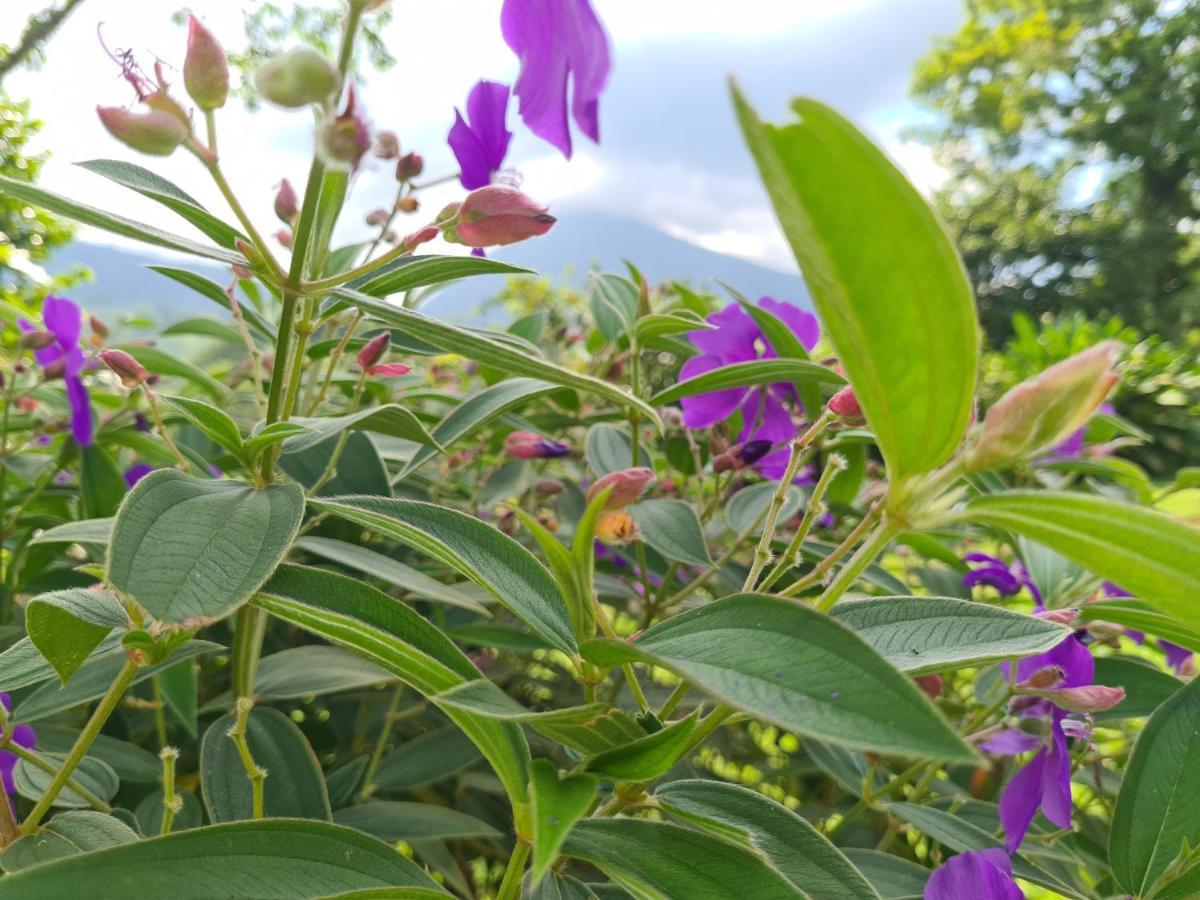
<box><xmin>4</xmin><ymin>0</ymin><xmax>962</xmax><ymax>273</ymax></box>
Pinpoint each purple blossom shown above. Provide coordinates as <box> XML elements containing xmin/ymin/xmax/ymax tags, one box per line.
<box><xmin>0</xmin><ymin>693</ymin><xmax>36</xmax><ymax>795</ymax></box>
<box><xmin>680</xmin><ymin>299</ymin><xmax>819</xmax><ymax>480</ymax></box>
<box><xmin>448</xmin><ymin>80</ymin><xmax>513</xmax><ymax>190</ymax></box>
<box><xmin>500</xmin><ymin>0</ymin><xmax>611</xmax><ymax>158</ymax></box>
<box><xmin>124</xmin><ymin>463</ymin><xmax>155</xmax><ymax>488</ymax></box>
<box><xmin>963</xmin><ymin>553</ymin><xmax>1042</xmax><ymax>607</ymax></box>
<box><xmin>982</xmin><ymin>635</ymin><xmax>1095</xmax><ymax>851</ymax></box>
<box><xmin>19</xmin><ymin>296</ymin><xmax>92</xmax><ymax>446</ymax></box>
<box><xmin>925</xmin><ymin>849</ymin><xmax>1024</xmax><ymax>900</ymax></box>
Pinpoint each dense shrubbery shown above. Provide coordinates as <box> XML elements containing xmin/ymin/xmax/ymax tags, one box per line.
<box><xmin>0</xmin><ymin>3</ymin><xmax>1198</xmax><ymax>899</ymax></box>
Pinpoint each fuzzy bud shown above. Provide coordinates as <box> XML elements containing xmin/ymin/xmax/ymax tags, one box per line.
<box><xmin>373</xmin><ymin>130</ymin><xmax>399</xmax><ymax>159</ymax></box>
<box><xmin>397</xmin><ymin>196</ymin><xmax>419</xmax><ymax>214</ymax></box>
<box><xmin>1041</xmin><ymin>685</ymin><xmax>1126</xmax><ymax>714</ymax></box>
<box><xmin>504</xmin><ymin>431</ymin><xmax>571</xmax><ymax>460</ymax></box>
<box><xmin>587</xmin><ymin>467</ymin><xmax>654</xmax><ymax>509</ymax></box>
<box><xmin>443</xmin><ymin>185</ymin><xmax>555</xmax><ymax>249</ymax></box>
<box><xmin>100</xmin><ymin>348</ymin><xmax>146</xmax><ymax>388</ymax></box>
<box><xmin>828</xmin><ymin>385</ymin><xmax>864</xmax><ymax>423</ymax></box>
<box><xmin>595</xmin><ymin>510</ymin><xmax>637</xmax><ymax>545</ymax></box>
<box><xmin>357</xmin><ymin>332</ymin><xmax>390</xmax><ymax>370</ymax></box>
<box><xmin>914</xmin><ymin>674</ymin><xmax>943</xmax><ymax>699</ymax></box>
<box><xmin>396</xmin><ymin>151</ymin><xmax>424</xmax><ymax>181</ymax></box>
<box><xmin>535</xmin><ymin>478</ymin><xmax>565</xmax><ymax>496</ymax></box>
<box><xmin>966</xmin><ymin>341</ymin><xmax>1122</xmax><ymax>471</ymax></box>
<box><xmin>274</xmin><ymin>179</ymin><xmax>299</xmax><ymax>224</ymax></box>
<box><xmin>184</xmin><ymin>16</ymin><xmax>229</xmax><ymax>111</ymax></box>
<box><xmin>255</xmin><ymin>47</ymin><xmax>339</xmax><ymax>108</ymax></box>
<box><xmin>89</xmin><ymin>315</ymin><xmax>110</xmax><ymax>340</ymax></box>
<box><xmin>275</xmin><ymin>229</ymin><xmax>293</xmax><ymax>249</ymax></box>
<box><xmin>317</xmin><ymin>85</ymin><xmax>371</xmax><ymax>170</ymax></box>
<box><xmin>365</xmin><ymin>207</ymin><xmax>390</xmax><ymax>226</ymax></box>
<box><xmin>97</xmin><ymin>105</ymin><xmax>190</xmax><ymax>156</ymax></box>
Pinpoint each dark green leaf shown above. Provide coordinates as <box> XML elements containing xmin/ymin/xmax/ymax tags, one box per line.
<box><xmin>252</xmin><ymin>646</ymin><xmax>392</xmax><ymax>700</ymax></box>
<box><xmin>30</xmin><ymin>518</ymin><xmax>114</xmax><ymax>546</ymax></box>
<box><xmin>26</xmin><ymin>588</ymin><xmax>127</xmax><ymax>682</ymax></box>
<box><xmin>13</xmin><ymin>754</ymin><xmax>119</xmax><ymax>808</ymax></box>
<box><xmin>650</xmin><ymin>358</ymin><xmax>842</xmax><ymax>406</ymax></box>
<box><xmin>628</xmin><ymin>500</ymin><xmax>711</xmax><ymax>565</ymax></box>
<box><xmin>590</xmin><ymin>273</ymin><xmax>637</xmax><ymax>342</ymax></box>
<box><xmin>113</xmin><ymin>344</ymin><xmax>229</xmax><ymax>401</ymax></box>
<box><xmin>530</xmin><ymin>759</ymin><xmax>598</xmax><ymax>883</ymax></box>
<box><xmin>1</xmin><ymin>810</ymin><xmax>137</xmax><ymax>872</ymax></box>
<box><xmin>159</xmin><ymin>658</ymin><xmax>199</xmax><ymax>735</ymax></box>
<box><xmin>1080</xmin><ymin>600</ymin><xmax>1200</xmax><ymax>654</ymax></box>
<box><xmin>279</xmin><ymin>433</ymin><xmax>390</xmax><ymax>498</ymax></box>
<box><xmin>840</xmin><ymin>850</ymin><xmax>928</xmax><ymax>900</ymax></box>
<box><xmin>584</xmin><ymin>711</ymin><xmax>698</xmax><ymax>782</ymax></box>
<box><xmin>724</xmin><ymin>481</ymin><xmax>803</xmax><ymax>535</ymax></box>
<box><xmin>79</xmin><ymin>444</ymin><xmax>126</xmax><ymax>519</ymax></box>
<box><xmin>161</xmin><ymin>395</ymin><xmax>244</xmax><ymax>457</ymax></box>
<box><xmin>283</xmin><ymin>406</ymin><xmax>438</xmax><ymax>454</ymax></box>
<box><xmin>374</xmin><ymin>726</ymin><xmax>480</xmax><ymax>791</ymax></box>
<box><xmin>333</xmin><ymin>801</ymin><xmax>500</xmax><ymax>842</ymax></box>
<box><xmin>35</xmin><ymin>727</ymin><xmax>162</xmax><ymax>783</ymax></box>
<box><xmin>353</xmin><ymin>254</ymin><xmax>532</xmax><ymax>297</ymax></box>
<box><xmin>585</xmin><ymin>424</ymin><xmax>648</xmax><ymax>477</ymax></box>
<box><xmin>148</xmin><ymin>266</ymin><xmax>274</xmax><ymax>339</ymax></box>
<box><xmin>1093</xmin><ymin>657</ymin><xmax>1180</xmax><ymax>721</ymax></box>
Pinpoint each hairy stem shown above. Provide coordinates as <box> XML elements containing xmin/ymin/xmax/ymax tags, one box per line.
<box><xmin>357</xmin><ymin>684</ymin><xmax>404</xmax><ymax>800</ymax></box>
<box><xmin>758</xmin><ymin>450</ymin><xmax>846</xmax><ymax>592</ymax></box>
<box><xmin>228</xmin><ymin>698</ymin><xmax>266</xmax><ymax>819</ymax></box>
<box><xmin>159</xmin><ymin>746</ymin><xmax>181</xmax><ymax>835</ymax></box>
<box><xmin>495</xmin><ymin>840</ymin><xmax>530</xmax><ymax>900</ymax></box>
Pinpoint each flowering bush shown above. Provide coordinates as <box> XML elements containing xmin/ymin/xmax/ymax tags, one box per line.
<box><xmin>0</xmin><ymin>2</ymin><xmax>1198</xmax><ymax>898</ymax></box>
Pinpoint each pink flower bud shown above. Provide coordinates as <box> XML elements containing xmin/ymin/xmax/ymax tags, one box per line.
<box><xmin>184</xmin><ymin>16</ymin><xmax>229</xmax><ymax>111</ymax></box>
<box><xmin>1036</xmin><ymin>608</ymin><xmax>1081</xmax><ymax>626</ymax></box>
<box><xmin>97</xmin><ymin>105</ymin><xmax>190</xmax><ymax>156</ymax></box>
<box><xmin>966</xmin><ymin>341</ymin><xmax>1122</xmax><ymax>471</ymax></box>
<box><xmin>365</xmin><ymin>207</ymin><xmax>390</xmax><ymax>226</ymax></box>
<box><xmin>587</xmin><ymin>467</ymin><xmax>654</xmax><ymax>509</ymax></box>
<box><xmin>89</xmin><ymin>315</ymin><xmax>110</xmax><ymax>339</ymax></box>
<box><xmin>255</xmin><ymin>47</ymin><xmax>339</xmax><ymax>108</ymax></box>
<box><xmin>317</xmin><ymin>84</ymin><xmax>371</xmax><ymax>170</ymax></box>
<box><xmin>20</xmin><ymin>330</ymin><xmax>56</xmax><ymax>350</ymax></box>
<box><xmin>828</xmin><ymin>385</ymin><xmax>864</xmax><ymax>422</ymax></box>
<box><xmin>100</xmin><ymin>348</ymin><xmax>147</xmax><ymax>388</ymax></box>
<box><xmin>357</xmin><ymin>333</ymin><xmax>391</xmax><ymax>370</ymax></box>
<box><xmin>504</xmin><ymin>431</ymin><xmax>571</xmax><ymax>459</ymax></box>
<box><xmin>365</xmin><ymin>363</ymin><xmax>412</xmax><ymax>377</ymax></box>
<box><xmin>594</xmin><ymin>510</ymin><xmax>637</xmax><ymax>545</ymax></box>
<box><xmin>1041</xmin><ymin>685</ymin><xmax>1126</xmax><ymax>714</ymax></box>
<box><xmin>445</xmin><ymin>185</ymin><xmax>556</xmax><ymax>249</ymax></box>
<box><xmin>396</xmin><ymin>152</ymin><xmax>424</xmax><ymax>181</ymax></box>
<box><xmin>915</xmin><ymin>674</ymin><xmax>943</xmax><ymax>699</ymax></box>
<box><xmin>275</xmin><ymin>229</ymin><xmax>293</xmax><ymax>249</ymax></box>
<box><xmin>374</xmin><ymin>130</ymin><xmax>399</xmax><ymax>159</ymax></box>
<box><xmin>274</xmin><ymin>179</ymin><xmax>299</xmax><ymax>224</ymax></box>
<box><xmin>402</xmin><ymin>226</ymin><xmax>440</xmax><ymax>249</ymax></box>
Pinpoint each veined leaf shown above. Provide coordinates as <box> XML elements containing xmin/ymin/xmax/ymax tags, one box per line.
<box><xmin>333</xmin><ymin>802</ymin><xmax>500</xmax><ymax>843</ymax></box>
<box><xmin>113</xmin><ymin>344</ymin><xmax>229</xmax><ymax>401</ymax></box>
<box><xmin>373</xmin><ymin>727</ymin><xmax>480</xmax><ymax>791</ymax></box>
<box><xmin>282</xmin><ymin>406</ymin><xmax>438</xmax><ymax>454</ymax></box>
<box><xmin>585</xmin><ymin>424</ymin><xmax>648</xmax><ymax>477</ymax></box>
<box><xmin>148</xmin><ymin>266</ymin><xmax>274</xmax><ymax>340</ymax></box>
<box><xmin>629</xmin><ymin>500</ymin><xmax>711</xmax><ymax>566</ymax></box>
<box><xmin>1080</xmin><ymin>600</ymin><xmax>1200</xmax><ymax>654</ymax></box>
<box><xmin>251</xmin><ymin>645</ymin><xmax>392</xmax><ymax>700</ymax></box>
<box><xmin>650</xmin><ymin>358</ymin><xmax>842</xmax><ymax>406</ymax></box>
<box><xmin>584</xmin><ymin>711</ymin><xmax>698</xmax><ymax>781</ymax></box>
<box><xmin>733</xmin><ymin>87</ymin><xmax>978</xmax><ymax>482</ymax></box>
<box><xmin>26</xmin><ymin>588</ymin><xmax>128</xmax><ymax>682</ymax></box>
<box><xmin>530</xmin><ymin>760</ymin><xmax>597</xmax><ymax>884</ymax></box>
<box><xmin>161</xmin><ymin>395</ymin><xmax>244</xmax><ymax>457</ymax></box>
<box><xmin>352</xmin><ymin>254</ymin><xmax>533</xmax><ymax>297</ymax></box>
<box><xmin>30</xmin><ymin>518</ymin><xmax>114</xmax><ymax>546</ymax></box>
<box><xmin>590</xmin><ymin>273</ymin><xmax>638</xmax><ymax>342</ymax></box>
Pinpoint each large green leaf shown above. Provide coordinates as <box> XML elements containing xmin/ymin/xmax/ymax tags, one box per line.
<box><xmin>582</xmin><ymin>593</ymin><xmax>973</xmax><ymax>761</ymax></box>
<box><xmin>310</xmin><ymin>496</ymin><xmax>575</xmax><ymax>654</ymax></box>
<box><xmin>373</xmin><ymin>727</ymin><xmax>480</xmax><ymax>791</ymax></box>
<box><xmin>0</xmin><ymin>820</ymin><xmax>444</xmax><ymax>899</ymax></box>
<box><xmin>282</xmin><ymin>406</ymin><xmax>438</xmax><ymax>454</ymax></box>
<box><xmin>830</xmin><ymin>596</ymin><xmax>1070</xmax><ymax>675</ymax></box>
<box><xmin>655</xmin><ymin>779</ymin><xmax>879</xmax><ymax>898</ymax></box>
<box><xmin>1110</xmin><ymin>677</ymin><xmax>1200</xmax><ymax>894</ymax></box>
<box><xmin>0</xmin><ymin>174</ymin><xmax>245</xmax><ymax>266</ymax></box>
<box><xmin>148</xmin><ymin>266</ymin><xmax>275</xmax><ymax>339</ymax></box>
<box><xmin>954</xmin><ymin>491</ymin><xmax>1200</xmax><ymax>628</ymax></box>
<box><xmin>352</xmin><ymin>254</ymin><xmax>533</xmax><ymax>297</ymax></box>
<box><xmin>733</xmin><ymin>88</ymin><xmax>977</xmax><ymax>482</ymax></box>
<box><xmin>530</xmin><ymin>759</ymin><xmax>598</xmax><ymax>884</ymax></box>
<box><xmin>1</xmin><ymin>810</ymin><xmax>137</xmax><ymax>872</ymax></box>
<box><xmin>13</xmin><ymin>754</ymin><xmax>119</xmax><ymax>809</ymax></box>
<box><xmin>584</xmin><ymin>711</ymin><xmax>698</xmax><ymax>782</ymax></box>
<box><xmin>333</xmin><ymin>801</ymin><xmax>500</xmax><ymax>842</ymax></box>
<box><xmin>25</xmin><ymin>588</ymin><xmax>128</xmax><ymax>682</ymax></box>
<box><xmin>329</xmin><ymin>285</ymin><xmax>660</xmax><ymax>425</ymax></box>
<box><xmin>279</xmin><ymin>433</ymin><xmax>390</xmax><ymax>498</ymax></box>
<box><xmin>628</xmin><ymin>500</ymin><xmax>711</xmax><ymax>566</ymax></box>
<box><xmin>201</xmin><ymin>706</ymin><xmax>331</xmax><ymax>823</ymax></box>
<box><xmin>650</xmin><ymin>358</ymin><xmax>842</xmax><ymax>407</ymax></box>
<box><xmin>108</xmin><ymin>470</ymin><xmax>305</xmax><ymax>625</ymax></box>
<box><xmin>250</xmin><ymin>646</ymin><xmax>392</xmax><ymax>700</ymax></box>
<box><xmin>561</xmin><ymin>818</ymin><xmax>802</xmax><ymax>897</ymax></box>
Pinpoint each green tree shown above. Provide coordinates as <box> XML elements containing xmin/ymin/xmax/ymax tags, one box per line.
<box><xmin>913</xmin><ymin>0</ymin><xmax>1200</xmax><ymax>340</ymax></box>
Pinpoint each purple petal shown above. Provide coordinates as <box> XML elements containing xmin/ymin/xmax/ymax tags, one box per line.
<box><xmin>758</xmin><ymin>296</ymin><xmax>820</xmax><ymax>351</ymax></box>
<box><xmin>1016</xmin><ymin>635</ymin><xmax>1093</xmax><ymax>689</ymax></box>
<box><xmin>1126</xmin><ymin>628</ymin><xmax>1146</xmax><ymax>645</ymax></box>
<box><xmin>688</xmin><ymin>303</ymin><xmax>761</xmax><ymax>361</ymax></box>
<box><xmin>1160</xmin><ymin>640</ymin><xmax>1193</xmax><ymax>675</ymax></box>
<box><xmin>925</xmin><ymin>849</ymin><xmax>1024</xmax><ymax>900</ymax></box>
<box><xmin>124</xmin><ymin>463</ymin><xmax>155</xmax><ymax>488</ymax></box>
<box><xmin>679</xmin><ymin>354</ymin><xmax>746</xmax><ymax>429</ymax></box>
<box><xmin>738</xmin><ymin>388</ymin><xmax>795</xmax><ymax>445</ymax></box>
<box><xmin>448</xmin><ymin>110</ymin><xmax>492</xmax><ymax>191</ymax></box>
<box><xmin>1039</xmin><ymin>716</ymin><xmax>1073</xmax><ymax>829</ymax></box>
<box><xmin>66</xmin><ymin>375</ymin><xmax>93</xmax><ymax>447</ymax></box>
<box><xmin>964</xmin><ymin>567</ymin><xmax>1022</xmax><ymax>596</ymax></box>
<box><xmin>42</xmin><ymin>296</ymin><xmax>82</xmax><ymax>348</ymax></box>
<box><xmin>449</xmin><ymin>80</ymin><xmax>513</xmax><ymax>190</ymax></box>
<box><xmin>999</xmin><ymin>746</ymin><xmax>1047</xmax><ymax>852</ymax></box>
<box><xmin>981</xmin><ymin>728</ymin><xmax>1042</xmax><ymax>756</ymax></box>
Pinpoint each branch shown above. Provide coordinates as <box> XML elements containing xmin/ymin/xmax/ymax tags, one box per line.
<box><xmin>0</xmin><ymin>0</ymin><xmax>87</xmax><ymax>84</ymax></box>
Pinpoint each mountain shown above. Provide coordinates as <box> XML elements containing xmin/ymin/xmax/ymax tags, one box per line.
<box><xmin>48</xmin><ymin>211</ymin><xmax>810</xmax><ymax>331</ymax></box>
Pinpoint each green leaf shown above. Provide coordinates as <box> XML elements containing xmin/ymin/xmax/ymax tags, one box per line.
<box><xmin>2</xmin><ymin>811</ymin><xmax>136</xmax><ymax>872</ymax></box>
<box><xmin>30</xmin><ymin>517</ymin><xmax>114</xmax><ymax>546</ymax></box>
<box><xmin>590</xmin><ymin>273</ymin><xmax>638</xmax><ymax>342</ymax></box>
<box><xmin>76</xmin><ymin>159</ymin><xmax>245</xmax><ymax>249</ymax></box>
<box><xmin>585</xmin><ymin>424</ymin><xmax>648</xmax><ymax>477</ymax></box>
<box><xmin>330</xmin><ymin>285</ymin><xmax>660</xmax><ymax>426</ymax></box>
<box><xmin>431</xmin><ymin>681</ymin><xmax>610</xmax><ymax>726</ymax></box>
<box><xmin>655</xmin><ymin>779</ymin><xmax>880</xmax><ymax>898</ymax></box>
<box><xmin>243</xmin><ymin>423</ymin><xmax>313</xmax><ymax>463</ymax></box>
<box><xmin>113</xmin><ymin>343</ymin><xmax>229</xmax><ymax>401</ymax></box>
<box><xmin>159</xmin><ymin>657</ymin><xmax>199</xmax><ymax>736</ymax></box>
<box><xmin>0</xmin><ymin>173</ymin><xmax>245</xmax><ymax>267</ymax></box>
<box><xmin>513</xmin><ymin>509</ymin><xmax>591</xmax><ymax>640</ymax></box>
<box><xmin>162</xmin><ymin>317</ymin><xmax>243</xmax><ymax>343</ymax></box>
<box><xmin>530</xmin><ymin>760</ymin><xmax>598</xmax><ymax>884</ymax></box>
<box><xmin>531</xmin><ymin>708</ymin><xmax>649</xmax><ymax>756</ymax></box>
<box><xmin>148</xmin><ymin>266</ymin><xmax>274</xmax><ymax>340</ymax></box>
<box><xmin>0</xmin><ymin>820</ymin><xmax>444</xmax><ymax>899</ymax></box>
<box><xmin>953</xmin><ymin>491</ymin><xmax>1200</xmax><ymax>628</ymax></box>
<box><xmin>1111</xmin><ymin>677</ymin><xmax>1200</xmax><ymax>894</ymax></box>
<box><xmin>0</xmin><ymin>634</ymin><xmax>121</xmax><ymax>694</ymax></box>
<box><xmin>108</xmin><ymin>470</ymin><xmax>305</xmax><ymax>625</ymax></box>
<box><xmin>829</xmin><ymin>596</ymin><xmax>1070</xmax><ymax>675</ymax></box>
<box><xmin>374</xmin><ymin>726</ymin><xmax>481</xmax><ymax>791</ymax></box>
<box><xmin>841</xmin><ymin>849</ymin><xmax>929</xmax><ymax>899</ymax></box>
<box><xmin>733</xmin><ymin>87</ymin><xmax>977</xmax><ymax>481</ymax></box>
<box><xmin>161</xmin><ymin>395</ymin><xmax>244</xmax><ymax>457</ymax></box>
<box><xmin>352</xmin><ymin>254</ymin><xmax>533</xmax><ymax>297</ymax></box>
<box><xmin>310</xmin><ymin>496</ymin><xmax>576</xmax><ymax>654</ymax></box>
<box><xmin>79</xmin><ymin>444</ymin><xmax>127</xmax><ymax>519</ymax></box>
<box><xmin>201</xmin><ymin>706</ymin><xmax>331</xmax><ymax>823</ymax></box>
<box><xmin>1093</xmin><ymin>657</ymin><xmax>1180</xmax><ymax>721</ymax></box>
<box><xmin>581</xmin><ymin>593</ymin><xmax>974</xmax><ymax>761</ymax></box>
<box><xmin>628</xmin><ymin>500</ymin><xmax>711</xmax><ymax>565</ymax></box>
<box><xmin>561</xmin><ymin>818</ymin><xmax>802</xmax><ymax>897</ymax></box>
<box><xmin>297</xmin><ymin>536</ymin><xmax>486</xmax><ymax>613</ymax></box>
<box><xmin>13</xmin><ymin>754</ymin><xmax>119</xmax><ymax>809</ymax></box>
<box><xmin>650</xmin><ymin>358</ymin><xmax>842</xmax><ymax>407</ymax></box>
<box><xmin>584</xmin><ymin>711</ymin><xmax>698</xmax><ymax>781</ymax></box>
<box><xmin>333</xmin><ymin>802</ymin><xmax>500</xmax><ymax>842</ymax></box>
<box><xmin>26</xmin><ymin>588</ymin><xmax>128</xmax><ymax>682</ymax></box>
<box><xmin>400</xmin><ymin>378</ymin><xmax>556</xmax><ymax>477</ymax></box>
<box><xmin>283</xmin><ymin>406</ymin><xmax>438</xmax><ymax>454</ymax></box>
<box><xmin>251</xmin><ymin>646</ymin><xmax>392</xmax><ymax>700</ymax></box>
<box><xmin>1079</xmin><ymin>600</ymin><xmax>1200</xmax><ymax>654</ymax></box>
<box><xmin>724</xmin><ymin>481</ymin><xmax>804</xmax><ymax>535</ymax></box>
<box><xmin>280</xmin><ymin>433</ymin><xmax>390</xmax><ymax>498</ymax></box>
<box><xmin>135</xmin><ymin>788</ymin><xmax>203</xmax><ymax>835</ymax></box>
<box><xmin>35</xmin><ymin>726</ymin><xmax>162</xmax><ymax>783</ymax></box>
<box><xmin>634</xmin><ymin>313</ymin><xmax>710</xmax><ymax>344</ymax></box>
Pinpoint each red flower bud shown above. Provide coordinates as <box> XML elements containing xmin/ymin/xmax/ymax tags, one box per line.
<box><xmin>97</xmin><ymin>105</ymin><xmax>190</xmax><ymax>156</ymax></box>
<box><xmin>89</xmin><ymin>315</ymin><xmax>110</xmax><ymax>339</ymax></box>
<box><xmin>915</xmin><ymin>674</ymin><xmax>943</xmax><ymax>699</ymax></box>
<box><xmin>184</xmin><ymin>16</ymin><xmax>229</xmax><ymax>111</ymax></box>
<box><xmin>255</xmin><ymin>47</ymin><xmax>339</xmax><ymax>108</ymax></box>
<box><xmin>587</xmin><ymin>467</ymin><xmax>654</xmax><ymax>509</ymax></box>
<box><xmin>274</xmin><ymin>179</ymin><xmax>299</xmax><ymax>224</ymax></box>
<box><xmin>396</xmin><ymin>152</ymin><xmax>424</xmax><ymax>181</ymax></box>
<box><xmin>445</xmin><ymin>186</ymin><xmax>556</xmax><ymax>249</ymax></box>
<box><xmin>828</xmin><ymin>385</ymin><xmax>864</xmax><ymax>422</ymax></box>
<box><xmin>357</xmin><ymin>333</ymin><xmax>391</xmax><ymax>370</ymax></box>
<box><xmin>100</xmin><ymin>348</ymin><xmax>147</xmax><ymax>388</ymax></box>
<box><xmin>402</xmin><ymin>226</ymin><xmax>440</xmax><ymax>249</ymax></box>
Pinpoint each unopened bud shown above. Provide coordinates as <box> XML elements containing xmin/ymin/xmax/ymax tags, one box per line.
<box><xmin>587</xmin><ymin>467</ymin><xmax>654</xmax><ymax>509</ymax></box>
<box><xmin>255</xmin><ymin>47</ymin><xmax>339</xmax><ymax>108</ymax></box>
<box><xmin>535</xmin><ymin>478</ymin><xmax>565</xmax><ymax>495</ymax></box>
<box><xmin>275</xmin><ymin>229</ymin><xmax>293</xmax><ymax>248</ymax></box>
<box><xmin>714</xmin><ymin>439</ymin><xmax>772</xmax><ymax>473</ymax></box>
<box><xmin>316</xmin><ymin>84</ymin><xmax>370</xmax><ymax>170</ymax></box>
<box><xmin>966</xmin><ymin>341</ymin><xmax>1122</xmax><ymax>471</ymax></box>
<box><xmin>595</xmin><ymin>510</ymin><xmax>637</xmax><ymax>544</ymax></box>
<box><xmin>1041</xmin><ymin>685</ymin><xmax>1125</xmax><ymax>714</ymax></box>
<box><xmin>20</xmin><ymin>330</ymin><xmax>56</xmax><ymax>350</ymax></box>
<box><xmin>97</xmin><ymin>105</ymin><xmax>190</xmax><ymax>156</ymax></box>
<box><xmin>89</xmin><ymin>315</ymin><xmax>110</xmax><ymax>339</ymax></box>
<box><xmin>396</xmin><ymin>152</ymin><xmax>423</xmax><ymax>181</ymax></box>
<box><xmin>504</xmin><ymin>431</ymin><xmax>571</xmax><ymax>460</ymax></box>
<box><xmin>374</xmin><ymin>130</ymin><xmax>399</xmax><ymax>159</ymax></box>
<box><xmin>1018</xmin><ymin>665</ymin><xmax>1065</xmax><ymax>691</ymax></box>
<box><xmin>828</xmin><ymin>385</ymin><xmax>864</xmax><ymax>422</ymax></box>
<box><xmin>365</xmin><ymin>207</ymin><xmax>390</xmax><ymax>226</ymax></box>
<box><xmin>274</xmin><ymin>179</ymin><xmax>299</xmax><ymax>224</ymax></box>
<box><xmin>915</xmin><ymin>674</ymin><xmax>943</xmax><ymax>699</ymax></box>
<box><xmin>100</xmin><ymin>348</ymin><xmax>147</xmax><ymax>387</ymax></box>
<box><xmin>397</xmin><ymin>196</ymin><xmax>419</xmax><ymax>214</ymax></box>
<box><xmin>184</xmin><ymin>16</ymin><xmax>229</xmax><ymax>111</ymax></box>
<box><xmin>357</xmin><ymin>332</ymin><xmax>390</xmax><ymax>370</ymax></box>
<box><xmin>1036</xmin><ymin>608</ymin><xmax>1080</xmax><ymax>627</ymax></box>
<box><xmin>402</xmin><ymin>225</ymin><xmax>439</xmax><ymax>249</ymax></box>
<box><xmin>443</xmin><ymin>185</ymin><xmax>556</xmax><ymax>249</ymax></box>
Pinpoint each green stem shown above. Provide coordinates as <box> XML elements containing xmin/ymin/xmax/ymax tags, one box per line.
<box><xmin>595</xmin><ymin>600</ymin><xmax>649</xmax><ymax>714</ymax></box>
<box><xmin>814</xmin><ymin>519</ymin><xmax>900</xmax><ymax>612</ymax></box>
<box><xmin>308</xmin><ymin>309</ymin><xmax>362</xmax><ymax>415</ymax></box>
<box><xmin>151</xmin><ymin>674</ymin><xmax>168</xmax><ymax>749</ymax></box>
<box><xmin>779</xmin><ymin>501</ymin><xmax>883</xmax><ymax>598</ymax></box>
<box><xmin>20</xmin><ymin>657</ymin><xmax>139</xmax><ymax>834</ymax></box>
<box><xmin>197</xmin><ymin>151</ymin><xmax>285</xmax><ymax>284</ymax></box>
<box><xmin>230</xmin><ymin>605</ymin><xmax>267</xmax><ymax>699</ymax></box>
<box><xmin>228</xmin><ymin>698</ymin><xmax>266</xmax><ymax>819</ymax></box>
<box><xmin>495</xmin><ymin>840</ymin><xmax>530</xmax><ymax>900</ymax></box>
<box><xmin>658</xmin><ymin>681</ymin><xmax>690</xmax><ymax>719</ymax></box>
<box><xmin>142</xmin><ymin>387</ymin><xmax>189</xmax><ymax>470</ymax></box>
<box><xmin>307</xmin><ymin>371</ymin><xmax>367</xmax><ymax>497</ymax></box>
<box><xmin>159</xmin><ymin>746</ymin><xmax>180</xmax><ymax>835</ymax></box>
<box><xmin>357</xmin><ymin>684</ymin><xmax>404</xmax><ymax>800</ymax></box>
<box><xmin>685</xmin><ymin>705</ymin><xmax>734</xmax><ymax>752</ymax></box>
<box><xmin>0</xmin><ymin>366</ymin><xmax>18</xmax><ymax>589</ymax></box>
<box><xmin>758</xmin><ymin>451</ymin><xmax>846</xmax><ymax>592</ymax></box>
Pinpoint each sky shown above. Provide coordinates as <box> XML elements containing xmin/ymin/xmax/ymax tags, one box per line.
<box><xmin>3</xmin><ymin>0</ymin><xmax>963</xmax><ymax>274</ymax></box>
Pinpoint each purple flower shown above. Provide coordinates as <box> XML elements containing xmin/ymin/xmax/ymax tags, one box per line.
<box><xmin>925</xmin><ymin>849</ymin><xmax>1024</xmax><ymax>900</ymax></box>
<box><xmin>124</xmin><ymin>463</ymin><xmax>155</xmax><ymax>488</ymax></box>
<box><xmin>680</xmin><ymin>299</ymin><xmax>819</xmax><ymax>480</ymax></box>
<box><xmin>963</xmin><ymin>553</ymin><xmax>1042</xmax><ymax>607</ymax></box>
<box><xmin>0</xmin><ymin>693</ymin><xmax>36</xmax><ymax>795</ymax></box>
<box><xmin>982</xmin><ymin>635</ymin><xmax>1095</xmax><ymax>851</ymax></box>
<box><xmin>19</xmin><ymin>296</ymin><xmax>92</xmax><ymax>446</ymax></box>
<box><xmin>500</xmin><ymin>0</ymin><xmax>611</xmax><ymax>158</ymax></box>
<box><xmin>449</xmin><ymin>80</ymin><xmax>514</xmax><ymax>190</ymax></box>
